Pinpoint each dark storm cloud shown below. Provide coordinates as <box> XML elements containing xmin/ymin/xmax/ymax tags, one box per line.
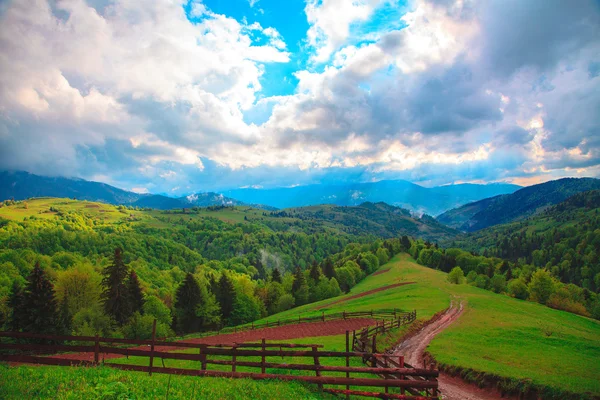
<box><xmin>479</xmin><ymin>0</ymin><xmax>600</xmax><ymax>77</ymax></box>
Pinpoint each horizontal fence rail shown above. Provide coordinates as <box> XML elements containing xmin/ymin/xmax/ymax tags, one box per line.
<box><xmin>0</xmin><ymin>310</ymin><xmax>436</xmax><ymax>399</ymax></box>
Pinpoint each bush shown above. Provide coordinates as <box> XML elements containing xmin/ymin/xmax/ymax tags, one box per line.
<box><xmin>507</xmin><ymin>279</ymin><xmax>529</xmax><ymax>300</ymax></box>
<box><xmin>274</xmin><ymin>294</ymin><xmax>295</xmax><ymax>313</ymax></box>
<box><xmin>72</xmin><ymin>305</ymin><xmax>113</xmax><ymax>337</ymax></box>
<box><xmin>447</xmin><ymin>267</ymin><xmax>464</xmax><ymax>284</ymax></box>
<box><xmin>122</xmin><ymin>312</ymin><xmax>173</xmax><ymax>339</ymax></box>
<box><xmin>472</xmin><ymin>274</ymin><xmax>490</xmax><ymax>290</ymax></box>
<box><xmin>528</xmin><ymin>270</ymin><xmax>556</xmax><ymax>304</ymax></box>
<box><xmin>490</xmin><ymin>274</ymin><xmax>507</xmax><ymax>293</ymax></box>
<box><xmin>466</xmin><ymin>270</ymin><xmax>478</xmax><ymax>284</ymax></box>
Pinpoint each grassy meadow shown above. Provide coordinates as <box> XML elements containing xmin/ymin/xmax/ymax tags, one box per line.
<box><xmin>1</xmin><ymin>253</ymin><xmax>599</xmax><ymax>398</ymax></box>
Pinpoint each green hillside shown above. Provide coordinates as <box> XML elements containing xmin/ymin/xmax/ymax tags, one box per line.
<box><xmin>2</xmin><ymin>254</ymin><xmax>598</xmax><ymax>399</ymax></box>
<box><xmin>254</xmin><ymin>254</ymin><xmax>600</xmax><ymax>398</ymax></box>
<box><xmin>446</xmin><ymin>190</ymin><xmax>600</xmax><ymax>292</ymax></box>
<box><xmin>437</xmin><ymin>177</ymin><xmax>600</xmax><ymax>231</ymax></box>
<box><xmin>281</xmin><ymin>202</ymin><xmax>461</xmax><ymax>242</ymax></box>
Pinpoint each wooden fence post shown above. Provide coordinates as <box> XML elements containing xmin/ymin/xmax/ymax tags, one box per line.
<box><xmin>94</xmin><ymin>334</ymin><xmax>100</xmax><ymax>365</ymax></box>
<box><xmin>232</xmin><ymin>345</ymin><xmax>237</xmax><ymax>372</ymax></box>
<box><xmin>399</xmin><ymin>355</ymin><xmax>405</xmax><ymax>395</ymax></box>
<box><xmin>148</xmin><ymin>319</ymin><xmax>157</xmax><ymax>376</ymax></box>
<box><xmin>322</xmin><ymin>311</ymin><xmax>325</xmax><ymax>322</ymax></box>
<box><xmin>345</xmin><ymin>331</ymin><xmax>350</xmax><ymax>400</ymax></box>
<box><xmin>261</xmin><ymin>338</ymin><xmax>266</xmax><ymax>374</ymax></box>
<box><xmin>371</xmin><ymin>335</ymin><xmax>376</xmax><ymax>356</ymax></box>
<box><xmin>312</xmin><ymin>345</ymin><xmax>322</xmax><ymax>391</ymax></box>
<box><xmin>200</xmin><ymin>344</ymin><xmax>207</xmax><ymax>371</ymax></box>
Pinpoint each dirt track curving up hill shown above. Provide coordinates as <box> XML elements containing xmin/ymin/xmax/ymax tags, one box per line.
<box><xmin>393</xmin><ymin>302</ymin><xmax>518</xmax><ymax>400</ymax></box>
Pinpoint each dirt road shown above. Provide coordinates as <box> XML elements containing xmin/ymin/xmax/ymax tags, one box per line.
<box><xmin>392</xmin><ymin>302</ymin><xmax>516</xmax><ymax>400</ymax></box>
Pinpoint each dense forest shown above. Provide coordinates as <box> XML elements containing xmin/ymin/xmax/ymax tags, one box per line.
<box><xmin>1</xmin><ymin>191</ymin><xmax>599</xmax><ymax>342</ymax></box>
<box><xmin>415</xmin><ymin>191</ymin><xmax>600</xmax><ymax>319</ymax></box>
<box><xmin>0</xmin><ymin>198</ymin><xmax>407</xmax><ymax>339</ymax></box>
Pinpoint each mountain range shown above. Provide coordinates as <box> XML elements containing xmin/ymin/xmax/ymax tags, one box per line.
<box><xmin>437</xmin><ymin>177</ymin><xmax>600</xmax><ymax>231</ymax></box>
<box><xmin>223</xmin><ymin>180</ymin><xmax>520</xmax><ymax>215</ymax></box>
<box><xmin>0</xmin><ymin>170</ymin><xmax>520</xmax><ymax>215</ymax></box>
<box><xmin>0</xmin><ymin>171</ymin><xmax>256</xmax><ymax>210</ymax></box>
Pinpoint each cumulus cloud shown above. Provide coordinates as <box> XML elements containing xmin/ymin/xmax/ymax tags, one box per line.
<box><xmin>0</xmin><ymin>0</ymin><xmax>598</xmax><ymax>193</ymax></box>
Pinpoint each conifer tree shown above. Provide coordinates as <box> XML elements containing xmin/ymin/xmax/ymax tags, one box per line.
<box><xmin>174</xmin><ymin>273</ymin><xmax>202</xmax><ymax>333</ymax></box>
<box><xmin>292</xmin><ymin>267</ymin><xmax>309</xmax><ymax>306</ymax></box>
<box><xmin>401</xmin><ymin>235</ymin><xmax>411</xmax><ymax>251</ymax></box>
<box><xmin>126</xmin><ymin>270</ymin><xmax>145</xmax><ymax>315</ymax></box>
<box><xmin>255</xmin><ymin>258</ymin><xmax>267</xmax><ymax>280</ymax></box>
<box><xmin>101</xmin><ymin>248</ymin><xmax>131</xmax><ymax>325</ymax></box>
<box><xmin>217</xmin><ymin>273</ymin><xmax>236</xmax><ymax>322</ymax></box>
<box><xmin>322</xmin><ymin>258</ymin><xmax>336</xmax><ymax>279</ymax></box>
<box><xmin>309</xmin><ymin>261</ymin><xmax>321</xmax><ymax>282</ymax></box>
<box><xmin>7</xmin><ymin>281</ymin><xmax>25</xmax><ymax>332</ymax></box>
<box><xmin>57</xmin><ymin>297</ymin><xmax>72</xmax><ymax>335</ymax></box>
<box><xmin>271</xmin><ymin>267</ymin><xmax>282</xmax><ymax>283</ymax></box>
<box><xmin>22</xmin><ymin>262</ymin><xmax>59</xmax><ymax>334</ymax></box>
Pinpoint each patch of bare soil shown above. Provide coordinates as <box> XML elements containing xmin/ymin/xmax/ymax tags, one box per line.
<box><xmin>371</xmin><ymin>268</ymin><xmax>391</xmax><ymax>276</ymax></box>
<box><xmin>393</xmin><ymin>303</ymin><xmax>518</xmax><ymax>400</ymax></box>
<box><xmin>42</xmin><ymin>318</ymin><xmax>376</xmax><ymax>364</ymax></box>
<box><xmin>315</xmin><ymin>281</ymin><xmax>415</xmax><ymax>310</ymax></box>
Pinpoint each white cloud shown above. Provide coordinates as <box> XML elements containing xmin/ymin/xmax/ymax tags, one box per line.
<box><xmin>305</xmin><ymin>0</ymin><xmax>385</xmax><ymax>63</ymax></box>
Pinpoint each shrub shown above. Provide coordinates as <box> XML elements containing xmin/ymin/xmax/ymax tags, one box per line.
<box><xmin>447</xmin><ymin>267</ymin><xmax>464</xmax><ymax>284</ymax></box>
<box><xmin>507</xmin><ymin>279</ymin><xmax>529</xmax><ymax>300</ymax></box>
<box><xmin>490</xmin><ymin>274</ymin><xmax>507</xmax><ymax>293</ymax></box>
<box><xmin>528</xmin><ymin>270</ymin><xmax>556</xmax><ymax>304</ymax></box>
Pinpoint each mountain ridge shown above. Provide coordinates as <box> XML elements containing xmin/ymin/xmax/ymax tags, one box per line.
<box><xmin>0</xmin><ymin>170</ymin><xmax>266</xmax><ymax>210</ymax></box>
<box><xmin>437</xmin><ymin>177</ymin><xmax>600</xmax><ymax>231</ymax></box>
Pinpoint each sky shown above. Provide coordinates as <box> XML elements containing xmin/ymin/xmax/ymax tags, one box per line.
<box><xmin>0</xmin><ymin>0</ymin><xmax>599</xmax><ymax>195</ymax></box>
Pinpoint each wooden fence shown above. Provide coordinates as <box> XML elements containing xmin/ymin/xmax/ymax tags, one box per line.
<box><xmin>0</xmin><ymin>312</ymin><xmax>438</xmax><ymax>400</ymax></box>
<box><xmin>217</xmin><ymin>308</ymin><xmax>412</xmax><ymax>335</ymax></box>
<box><xmin>352</xmin><ymin>310</ymin><xmax>417</xmax><ymax>353</ymax></box>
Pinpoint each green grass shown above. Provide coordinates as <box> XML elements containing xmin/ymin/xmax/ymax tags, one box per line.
<box><xmin>249</xmin><ymin>254</ymin><xmax>600</xmax><ymax>397</ymax></box>
<box><xmin>2</xmin><ymin>253</ymin><xmax>599</xmax><ymax>398</ymax></box>
<box><xmin>0</xmin><ymin>364</ymin><xmax>334</xmax><ymax>400</ymax></box>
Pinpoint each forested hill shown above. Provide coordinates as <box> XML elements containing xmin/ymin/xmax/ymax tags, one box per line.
<box><xmin>444</xmin><ymin>190</ymin><xmax>600</xmax><ymax>291</ymax></box>
<box><xmin>0</xmin><ymin>197</ymin><xmax>412</xmax><ymax>337</ymax></box>
<box><xmin>0</xmin><ymin>170</ymin><xmax>258</xmax><ymax>210</ymax></box>
<box><xmin>437</xmin><ymin>177</ymin><xmax>600</xmax><ymax>231</ymax></box>
<box><xmin>273</xmin><ymin>202</ymin><xmax>461</xmax><ymax>242</ymax></box>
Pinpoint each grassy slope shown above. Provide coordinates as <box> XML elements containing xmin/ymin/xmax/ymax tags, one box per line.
<box><xmin>1</xmin><ymin>239</ymin><xmax>598</xmax><ymax>396</ymax></box>
<box><xmin>0</xmin><ymin>365</ymin><xmax>333</xmax><ymax>400</ymax></box>
<box><xmin>251</xmin><ymin>254</ymin><xmax>600</xmax><ymax>396</ymax></box>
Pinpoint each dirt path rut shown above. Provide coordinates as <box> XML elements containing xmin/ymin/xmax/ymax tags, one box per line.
<box><xmin>392</xmin><ymin>302</ymin><xmax>516</xmax><ymax>400</ymax></box>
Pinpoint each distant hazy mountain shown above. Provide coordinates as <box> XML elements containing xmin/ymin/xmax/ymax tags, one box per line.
<box><xmin>0</xmin><ymin>171</ymin><xmax>251</xmax><ymax>210</ymax></box>
<box><xmin>437</xmin><ymin>177</ymin><xmax>600</xmax><ymax>231</ymax></box>
<box><xmin>224</xmin><ymin>180</ymin><xmax>520</xmax><ymax>215</ymax></box>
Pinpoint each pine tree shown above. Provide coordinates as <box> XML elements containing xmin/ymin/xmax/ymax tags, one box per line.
<box><xmin>401</xmin><ymin>236</ymin><xmax>411</xmax><ymax>251</ymax></box>
<box><xmin>174</xmin><ymin>273</ymin><xmax>202</xmax><ymax>333</ymax></box>
<box><xmin>101</xmin><ymin>248</ymin><xmax>131</xmax><ymax>325</ymax></box>
<box><xmin>22</xmin><ymin>262</ymin><xmax>59</xmax><ymax>335</ymax></box>
<box><xmin>271</xmin><ymin>267</ymin><xmax>282</xmax><ymax>283</ymax></box>
<box><xmin>7</xmin><ymin>281</ymin><xmax>25</xmax><ymax>332</ymax></box>
<box><xmin>217</xmin><ymin>273</ymin><xmax>236</xmax><ymax>323</ymax></box>
<box><xmin>254</xmin><ymin>258</ymin><xmax>267</xmax><ymax>280</ymax></box>
<box><xmin>322</xmin><ymin>258</ymin><xmax>336</xmax><ymax>279</ymax></box>
<box><xmin>127</xmin><ymin>270</ymin><xmax>145</xmax><ymax>315</ymax></box>
<box><xmin>57</xmin><ymin>297</ymin><xmax>72</xmax><ymax>335</ymax></box>
<box><xmin>309</xmin><ymin>261</ymin><xmax>321</xmax><ymax>282</ymax></box>
<box><xmin>292</xmin><ymin>266</ymin><xmax>309</xmax><ymax>306</ymax></box>
<box><xmin>292</xmin><ymin>266</ymin><xmax>304</xmax><ymax>293</ymax></box>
